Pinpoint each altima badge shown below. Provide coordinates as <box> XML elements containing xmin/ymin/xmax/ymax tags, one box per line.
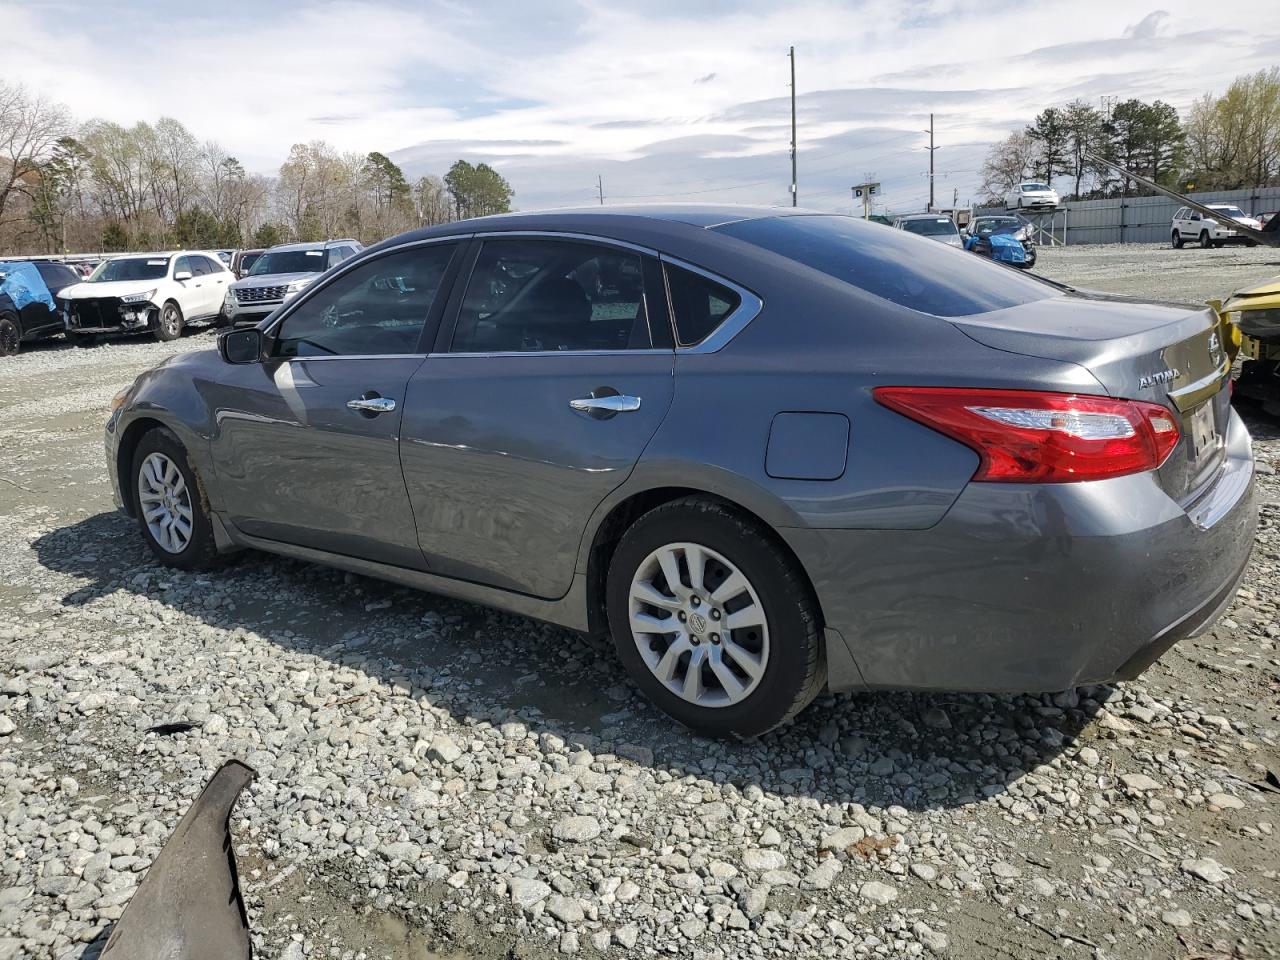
<box><xmin>1139</xmin><ymin>368</ymin><xmax>1180</xmax><ymax>389</ymax></box>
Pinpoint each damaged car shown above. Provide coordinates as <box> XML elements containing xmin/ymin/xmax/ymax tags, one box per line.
<box><xmin>1223</xmin><ymin>275</ymin><xmax>1280</xmax><ymax>412</ymax></box>
<box><xmin>964</xmin><ymin>216</ymin><xmax>1037</xmax><ymax>268</ymax></box>
<box><xmin>60</xmin><ymin>251</ymin><xmax>232</xmax><ymax>344</ymax></box>
<box><xmin>0</xmin><ymin>259</ymin><xmax>82</xmax><ymax>356</ymax></box>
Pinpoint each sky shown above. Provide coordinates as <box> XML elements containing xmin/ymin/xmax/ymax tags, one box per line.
<box><xmin>3</xmin><ymin>0</ymin><xmax>1278</xmax><ymax>214</ymax></box>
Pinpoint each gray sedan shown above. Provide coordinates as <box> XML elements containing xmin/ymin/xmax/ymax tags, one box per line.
<box><xmin>105</xmin><ymin>206</ymin><xmax>1256</xmax><ymax>737</ymax></box>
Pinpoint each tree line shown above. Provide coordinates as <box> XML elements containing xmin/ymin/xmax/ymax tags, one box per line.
<box><xmin>0</xmin><ymin>79</ymin><xmax>515</xmax><ymax>255</ymax></box>
<box><xmin>979</xmin><ymin>68</ymin><xmax>1280</xmax><ymax>204</ymax></box>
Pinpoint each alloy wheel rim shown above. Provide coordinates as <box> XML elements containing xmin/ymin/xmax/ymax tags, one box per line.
<box><xmin>163</xmin><ymin>307</ymin><xmax>179</xmax><ymax>334</ymax></box>
<box><xmin>628</xmin><ymin>541</ymin><xmax>769</xmax><ymax>708</ymax></box>
<box><xmin>138</xmin><ymin>452</ymin><xmax>193</xmax><ymax>554</ymax></box>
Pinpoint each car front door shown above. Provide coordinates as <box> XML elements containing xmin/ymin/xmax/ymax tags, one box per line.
<box><xmin>207</xmin><ymin>241</ymin><xmax>462</xmax><ymax>568</ymax></box>
<box><xmin>400</xmin><ymin>236</ymin><xmax>676</xmax><ymax>598</ymax></box>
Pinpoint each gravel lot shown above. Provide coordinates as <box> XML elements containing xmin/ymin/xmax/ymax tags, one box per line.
<box><xmin>2</xmin><ymin>243</ymin><xmax>1279</xmax><ymax>960</ymax></box>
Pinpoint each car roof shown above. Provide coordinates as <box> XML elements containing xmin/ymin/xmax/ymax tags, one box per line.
<box><xmin>898</xmin><ymin>213</ymin><xmax>953</xmax><ymax>221</ymax></box>
<box><xmin>263</xmin><ymin>239</ymin><xmax>358</xmax><ymax>252</ymax></box>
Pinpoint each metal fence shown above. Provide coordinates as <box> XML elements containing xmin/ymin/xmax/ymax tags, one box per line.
<box><xmin>974</xmin><ymin>186</ymin><xmax>1280</xmax><ymax>246</ymax></box>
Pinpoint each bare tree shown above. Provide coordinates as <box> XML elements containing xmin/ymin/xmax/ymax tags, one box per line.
<box><xmin>979</xmin><ymin>132</ymin><xmax>1036</xmax><ymax>204</ymax></box>
<box><xmin>0</xmin><ymin>81</ymin><xmax>69</xmax><ymax>237</ymax></box>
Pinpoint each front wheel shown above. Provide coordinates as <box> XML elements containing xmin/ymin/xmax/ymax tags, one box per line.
<box><xmin>154</xmin><ymin>302</ymin><xmax>184</xmax><ymax>342</ymax></box>
<box><xmin>131</xmin><ymin>428</ymin><xmax>219</xmax><ymax>570</ymax></box>
<box><xmin>1199</xmin><ymin>230</ymin><xmax>1212</xmax><ymax>249</ymax></box>
<box><xmin>0</xmin><ymin>315</ymin><xmax>19</xmax><ymax>357</ymax></box>
<box><xmin>606</xmin><ymin>497</ymin><xmax>825</xmax><ymax>738</ymax></box>
<box><xmin>1172</xmin><ymin>230</ymin><xmax>1184</xmax><ymax>249</ymax></box>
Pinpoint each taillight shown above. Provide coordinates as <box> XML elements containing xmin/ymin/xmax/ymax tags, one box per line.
<box><xmin>873</xmin><ymin>387</ymin><xmax>1180</xmax><ymax>483</ymax></box>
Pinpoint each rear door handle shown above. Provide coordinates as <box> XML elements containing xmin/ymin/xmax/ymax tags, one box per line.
<box><xmin>570</xmin><ymin>395</ymin><xmax>641</xmax><ymax>415</ymax></box>
<box><xmin>347</xmin><ymin>396</ymin><xmax>397</xmax><ymax>415</ymax></box>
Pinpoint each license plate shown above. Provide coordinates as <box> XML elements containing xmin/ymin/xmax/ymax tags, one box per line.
<box><xmin>1189</xmin><ymin>402</ymin><xmax>1217</xmax><ymax>461</ymax></box>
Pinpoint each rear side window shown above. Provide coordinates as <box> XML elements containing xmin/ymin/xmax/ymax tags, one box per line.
<box><xmin>200</xmin><ymin>255</ymin><xmax>225</xmax><ymax>274</ymax></box>
<box><xmin>664</xmin><ymin>264</ymin><xmax>741</xmax><ymax>346</ymax></box>
<box><xmin>450</xmin><ymin>238</ymin><xmax>652</xmax><ymax>353</ymax></box>
<box><xmin>716</xmin><ymin>215</ymin><xmax>1055</xmax><ymax>318</ymax></box>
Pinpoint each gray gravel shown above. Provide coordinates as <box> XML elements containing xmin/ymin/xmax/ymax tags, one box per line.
<box><xmin>2</xmin><ymin>252</ymin><xmax>1279</xmax><ymax>960</ymax></box>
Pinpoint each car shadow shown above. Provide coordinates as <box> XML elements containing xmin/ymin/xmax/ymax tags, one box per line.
<box><xmin>32</xmin><ymin>512</ymin><xmax>1104</xmax><ymax>814</ymax></box>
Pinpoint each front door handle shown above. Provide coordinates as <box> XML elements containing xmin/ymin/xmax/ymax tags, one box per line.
<box><xmin>347</xmin><ymin>395</ymin><xmax>396</xmax><ymax>415</ymax></box>
<box><xmin>570</xmin><ymin>394</ymin><xmax>641</xmax><ymax>415</ymax></box>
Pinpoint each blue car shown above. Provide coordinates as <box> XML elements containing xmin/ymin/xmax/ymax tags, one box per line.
<box><xmin>0</xmin><ymin>259</ymin><xmax>82</xmax><ymax>356</ymax></box>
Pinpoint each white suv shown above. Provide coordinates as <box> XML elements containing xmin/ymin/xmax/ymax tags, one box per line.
<box><xmin>1006</xmin><ymin>181</ymin><xmax>1060</xmax><ymax>211</ymax></box>
<box><xmin>1171</xmin><ymin>204</ymin><xmax>1262</xmax><ymax>249</ymax></box>
<box><xmin>61</xmin><ymin>251</ymin><xmax>232</xmax><ymax>342</ymax></box>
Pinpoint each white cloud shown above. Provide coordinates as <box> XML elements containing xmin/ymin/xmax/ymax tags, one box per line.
<box><xmin>1</xmin><ymin>0</ymin><xmax>1276</xmax><ymax>213</ymax></box>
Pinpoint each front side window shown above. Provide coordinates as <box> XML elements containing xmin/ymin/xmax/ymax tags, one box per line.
<box><xmin>716</xmin><ymin>215</ymin><xmax>1055</xmax><ymax>318</ymax></box>
<box><xmin>91</xmin><ymin>257</ymin><xmax>170</xmax><ymax>282</ymax></box>
<box><xmin>272</xmin><ymin>244</ymin><xmax>456</xmax><ymax>358</ymax></box>
<box><xmin>188</xmin><ymin>256</ymin><xmax>211</xmax><ymax>277</ymax></box>
<box><xmin>174</xmin><ymin>256</ymin><xmax>192</xmax><ymax>278</ymax></box>
<box><xmin>664</xmin><ymin>263</ymin><xmax>741</xmax><ymax>346</ymax></box>
<box><xmin>450</xmin><ymin>238</ymin><xmax>651</xmax><ymax>353</ymax></box>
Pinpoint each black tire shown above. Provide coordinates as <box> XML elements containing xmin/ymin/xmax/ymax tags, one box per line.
<box><xmin>1171</xmin><ymin>230</ymin><xmax>1184</xmax><ymax>249</ymax></box>
<box><xmin>154</xmin><ymin>301</ymin><xmax>184</xmax><ymax>342</ymax></box>
<box><xmin>1199</xmin><ymin>230</ymin><xmax>1212</xmax><ymax>249</ymax></box>
<box><xmin>0</xmin><ymin>314</ymin><xmax>19</xmax><ymax>357</ymax></box>
<box><xmin>606</xmin><ymin>497</ymin><xmax>825</xmax><ymax>738</ymax></box>
<box><xmin>130</xmin><ymin>427</ymin><xmax>219</xmax><ymax>570</ymax></box>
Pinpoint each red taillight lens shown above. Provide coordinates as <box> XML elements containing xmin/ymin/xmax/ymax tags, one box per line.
<box><xmin>873</xmin><ymin>387</ymin><xmax>1181</xmax><ymax>483</ymax></box>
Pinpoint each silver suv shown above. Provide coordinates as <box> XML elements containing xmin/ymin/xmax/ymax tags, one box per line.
<box><xmin>224</xmin><ymin>239</ymin><xmax>362</xmax><ymax>325</ymax></box>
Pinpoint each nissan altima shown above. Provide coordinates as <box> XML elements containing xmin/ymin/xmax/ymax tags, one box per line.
<box><xmin>105</xmin><ymin>206</ymin><xmax>1256</xmax><ymax>737</ymax></box>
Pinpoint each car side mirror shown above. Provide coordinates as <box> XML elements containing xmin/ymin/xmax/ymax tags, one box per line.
<box><xmin>219</xmin><ymin>327</ymin><xmax>264</xmax><ymax>364</ymax></box>
<box><xmin>174</xmin><ymin>270</ymin><xmax>192</xmax><ymax>281</ymax></box>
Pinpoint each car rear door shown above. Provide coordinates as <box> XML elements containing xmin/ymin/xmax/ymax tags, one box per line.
<box><xmin>207</xmin><ymin>241</ymin><xmax>462</xmax><ymax>568</ymax></box>
<box><xmin>400</xmin><ymin>235</ymin><xmax>675</xmax><ymax>599</ymax></box>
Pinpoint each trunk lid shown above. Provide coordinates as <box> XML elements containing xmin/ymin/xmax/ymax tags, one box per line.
<box><xmin>949</xmin><ymin>291</ymin><xmax>1231</xmax><ymax>500</ymax></box>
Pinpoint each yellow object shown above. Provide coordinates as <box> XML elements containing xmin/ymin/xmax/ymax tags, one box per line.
<box><xmin>1216</xmin><ymin>277</ymin><xmax>1280</xmax><ymax>364</ymax></box>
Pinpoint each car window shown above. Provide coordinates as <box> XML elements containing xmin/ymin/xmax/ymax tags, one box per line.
<box><xmin>174</xmin><ymin>256</ymin><xmax>192</xmax><ymax>277</ymax></box>
<box><xmin>34</xmin><ymin>262</ymin><xmax>78</xmax><ymax>289</ymax></box>
<box><xmin>1175</xmin><ymin>207</ymin><xmax>1187</xmax><ymax>220</ymax></box>
<box><xmin>201</xmin><ymin>255</ymin><xmax>225</xmax><ymax>274</ymax></box>
<box><xmin>327</xmin><ymin>246</ymin><xmax>348</xmax><ymax>269</ymax></box>
<box><xmin>716</xmin><ymin>215</ymin><xmax>1055</xmax><ymax>318</ymax></box>
<box><xmin>272</xmin><ymin>244</ymin><xmax>456</xmax><ymax>358</ymax></box>
<box><xmin>450</xmin><ymin>238</ymin><xmax>652</xmax><ymax>353</ymax></box>
<box><xmin>664</xmin><ymin>263</ymin><xmax>741</xmax><ymax>347</ymax></box>
<box><xmin>188</xmin><ymin>256</ymin><xmax>211</xmax><ymax>277</ymax></box>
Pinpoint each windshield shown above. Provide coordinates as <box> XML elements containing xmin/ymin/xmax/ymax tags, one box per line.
<box><xmin>1209</xmin><ymin>205</ymin><xmax>1247</xmax><ymax>219</ymax></box>
<box><xmin>717</xmin><ymin>214</ymin><xmax>1055</xmax><ymax>317</ymax></box>
<box><xmin>247</xmin><ymin>249</ymin><xmax>327</xmax><ymax>277</ymax></box>
<box><xmin>1021</xmin><ymin>183</ymin><xmax>1050</xmax><ymax>192</ymax></box>
<box><xmin>90</xmin><ymin>257</ymin><xmax>170</xmax><ymax>282</ymax></box>
<box><xmin>901</xmin><ymin>217</ymin><xmax>957</xmax><ymax>237</ymax></box>
<box><xmin>973</xmin><ymin>218</ymin><xmax>1023</xmax><ymax>237</ymax></box>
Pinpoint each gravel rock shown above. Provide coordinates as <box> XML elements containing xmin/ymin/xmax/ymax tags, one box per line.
<box><xmin>552</xmin><ymin>815</ymin><xmax>601</xmax><ymax>843</ymax></box>
<box><xmin>858</xmin><ymin>881</ymin><xmax>898</xmax><ymax>906</ymax></box>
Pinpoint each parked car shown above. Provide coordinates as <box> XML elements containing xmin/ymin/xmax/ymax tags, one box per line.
<box><xmin>0</xmin><ymin>259</ymin><xmax>82</xmax><ymax>356</ymax></box>
<box><xmin>230</xmin><ymin>248</ymin><xmax>264</xmax><ymax>280</ymax></box>
<box><xmin>105</xmin><ymin>206</ymin><xmax>1254</xmax><ymax>737</ymax></box>
<box><xmin>223</xmin><ymin>239</ymin><xmax>362</xmax><ymax>326</ymax></box>
<box><xmin>1006</xmin><ymin>181</ymin><xmax>1059</xmax><ymax>211</ymax></box>
<box><xmin>1222</xmin><ymin>274</ymin><xmax>1280</xmax><ymax>412</ymax></box>
<box><xmin>892</xmin><ymin>213</ymin><xmax>962</xmax><ymax>247</ymax></box>
<box><xmin>964</xmin><ymin>215</ymin><xmax>1037</xmax><ymax>268</ymax></box>
<box><xmin>61</xmin><ymin>251</ymin><xmax>232</xmax><ymax>343</ymax></box>
<box><xmin>1171</xmin><ymin>204</ymin><xmax>1262</xmax><ymax>248</ymax></box>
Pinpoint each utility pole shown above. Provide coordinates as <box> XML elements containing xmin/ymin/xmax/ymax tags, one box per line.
<box><xmin>789</xmin><ymin>46</ymin><xmax>797</xmax><ymax>206</ymax></box>
<box><xmin>597</xmin><ymin>174</ymin><xmax>604</xmax><ymax>205</ymax></box>
<box><xmin>924</xmin><ymin>113</ymin><xmax>937</xmax><ymax>212</ymax></box>
<box><xmin>952</xmin><ymin>186</ymin><xmax>959</xmax><ymax>209</ymax></box>
<box><xmin>1100</xmin><ymin>95</ymin><xmax>1117</xmax><ymax>121</ymax></box>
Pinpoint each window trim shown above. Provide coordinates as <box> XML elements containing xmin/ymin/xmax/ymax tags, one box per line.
<box><xmin>658</xmin><ymin>254</ymin><xmax>762</xmax><ymax>354</ymax></box>
<box><xmin>262</xmin><ymin>236</ymin><xmax>464</xmax><ymax>361</ymax></box>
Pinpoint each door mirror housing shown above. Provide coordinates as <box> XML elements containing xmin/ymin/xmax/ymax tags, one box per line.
<box><xmin>174</xmin><ymin>270</ymin><xmax>192</xmax><ymax>281</ymax></box>
<box><xmin>219</xmin><ymin>327</ymin><xmax>264</xmax><ymax>364</ymax></box>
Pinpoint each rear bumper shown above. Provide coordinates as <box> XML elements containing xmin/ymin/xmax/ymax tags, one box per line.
<box><xmin>788</xmin><ymin>409</ymin><xmax>1257</xmax><ymax>693</ymax></box>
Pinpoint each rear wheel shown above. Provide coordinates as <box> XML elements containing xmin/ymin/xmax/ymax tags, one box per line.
<box><xmin>1171</xmin><ymin>230</ymin><xmax>1184</xmax><ymax>249</ymax></box>
<box><xmin>0</xmin><ymin>315</ymin><xmax>19</xmax><ymax>357</ymax></box>
<box><xmin>154</xmin><ymin>302</ymin><xmax>184</xmax><ymax>342</ymax></box>
<box><xmin>1199</xmin><ymin>230</ymin><xmax>1212</xmax><ymax>249</ymax></box>
<box><xmin>606</xmin><ymin>497</ymin><xmax>825</xmax><ymax>738</ymax></box>
<box><xmin>131</xmin><ymin>428</ymin><xmax>219</xmax><ymax>570</ymax></box>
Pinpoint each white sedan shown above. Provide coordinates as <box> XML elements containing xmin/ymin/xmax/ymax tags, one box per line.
<box><xmin>1006</xmin><ymin>181</ymin><xmax>1060</xmax><ymax>212</ymax></box>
